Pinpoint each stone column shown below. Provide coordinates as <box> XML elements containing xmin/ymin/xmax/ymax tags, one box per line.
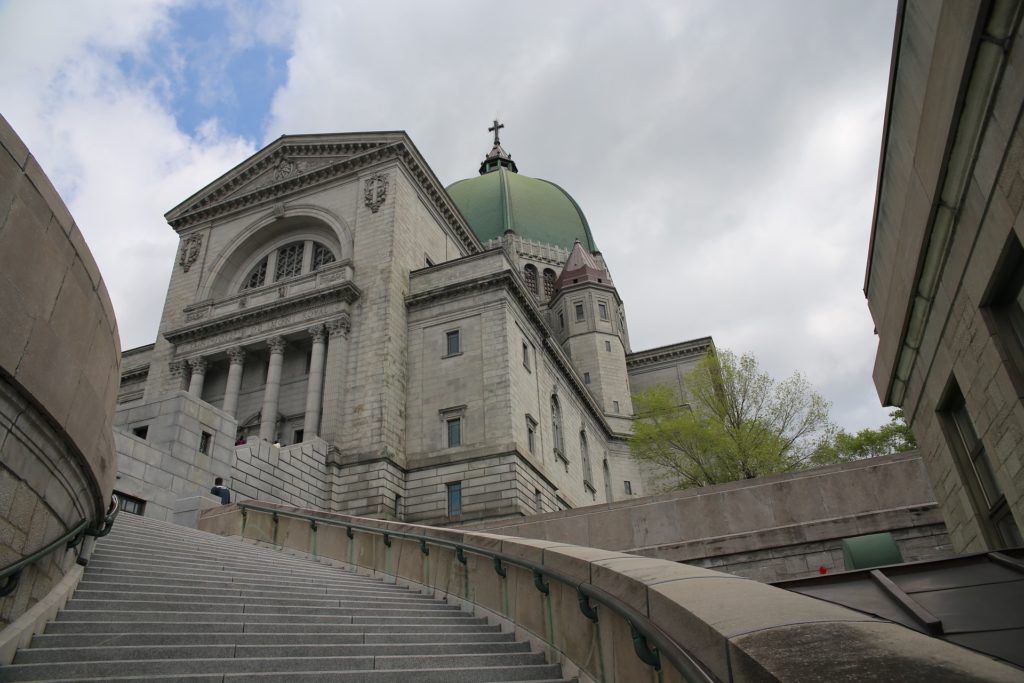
<box><xmin>222</xmin><ymin>346</ymin><xmax>246</xmax><ymax>417</ymax></box>
<box><xmin>303</xmin><ymin>325</ymin><xmax>327</xmax><ymax>438</ymax></box>
<box><xmin>187</xmin><ymin>356</ymin><xmax>207</xmax><ymax>398</ymax></box>
<box><xmin>319</xmin><ymin>314</ymin><xmax>352</xmax><ymax>446</ymax></box>
<box><xmin>259</xmin><ymin>336</ymin><xmax>287</xmax><ymax>441</ymax></box>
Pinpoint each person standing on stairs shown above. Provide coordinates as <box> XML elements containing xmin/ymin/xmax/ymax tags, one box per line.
<box><xmin>210</xmin><ymin>477</ymin><xmax>231</xmax><ymax>505</ymax></box>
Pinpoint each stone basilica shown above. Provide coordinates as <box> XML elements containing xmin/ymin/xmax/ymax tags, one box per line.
<box><xmin>113</xmin><ymin>124</ymin><xmax>712</xmax><ymax>525</ymax></box>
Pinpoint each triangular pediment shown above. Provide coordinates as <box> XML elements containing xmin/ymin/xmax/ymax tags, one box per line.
<box><xmin>164</xmin><ymin>131</ymin><xmax>408</xmax><ymax>230</ymax></box>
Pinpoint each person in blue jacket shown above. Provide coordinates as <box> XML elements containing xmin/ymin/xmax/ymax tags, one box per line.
<box><xmin>210</xmin><ymin>477</ymin><xmax>231</xmax><ymax>505</ymax></box>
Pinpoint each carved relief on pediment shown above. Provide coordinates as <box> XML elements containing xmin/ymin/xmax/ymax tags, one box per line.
<box><xmin>223</xmin><ymin>155</ymin><xmax>350</xmax><ymax>200</ymax></box>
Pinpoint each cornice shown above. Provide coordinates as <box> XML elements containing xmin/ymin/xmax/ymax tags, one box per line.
<box><xmin>164</xmin><ymin>281</ymin><xmax>361</xmax><ymax>347</ymax></box>
<box><xmin>119</xmin><ymin>366</ymin><xmax>149</xmax><ymax>383</ymax></box>
<box><xmin>626</xmin><ymin>337</ymin><xmax>714</xmax><ymax>369</ymax></box>
<box><xmin>165</xmin><ymin>135</ymin><xmax>482</xmax><ymax>256</ymax></box>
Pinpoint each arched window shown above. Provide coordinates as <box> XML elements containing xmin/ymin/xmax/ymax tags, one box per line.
<box><xmin>551</xmin><ymin>395</ymin><xmax>564</xmax><ymax>455</ymax></box>
<box><xmin>524</xmin><ymin>264</ymin><xmax>539</xmax><ymax>295</ymax></box>
<box><xmin>240</xmin><ymin>240</ymin><xmax>337</xmax><ymax>292</ymax></box>
<box><xmin>543</xmin><ymin>269</ymin><xmax>556</xmax><ymax>298</ymax></box>
<box><xmin>580</xmin><ymin>431</ymin><xmax>593</xmax><ymax>486</ymax></box>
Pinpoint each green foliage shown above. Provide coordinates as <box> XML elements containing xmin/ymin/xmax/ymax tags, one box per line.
<box><xmin>630</xmin><ymin>349</ymin><xmax>834</xmax><ymax>491</ymax></box>
<box><xmin>812</xmin><ymin>409</ymin><xmax>917</xmax><ymax>465</ymax></box>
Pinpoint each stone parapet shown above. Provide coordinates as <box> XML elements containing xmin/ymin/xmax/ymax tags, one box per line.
<box><xmin>200</xmin><ymin>501</ymin><xmax>1020</xmax><ymax>682</ymax></box>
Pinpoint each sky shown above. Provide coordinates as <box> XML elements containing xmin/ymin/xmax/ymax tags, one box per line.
<box><xmin>0</xmin><ymin>0</ymin><xmax>898</xmax><ymax>432</ymax></box>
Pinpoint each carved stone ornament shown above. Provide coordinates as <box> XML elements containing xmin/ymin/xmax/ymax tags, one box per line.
<box><xmin>327</xmin><ymin>314</ymin><xmax>351</xmax><ymax>337</ymax></box>
<box><xmin>227</xmin><ymin>346</ymin><xmax>246</xmax><ymax>365</ymax></box>
<box><xmin>308</xmin><ymin>324</ymin><xmax>327</xmax><ymax>343</ymax></box>
<box><xmin>364</xmin><ymin>173</ymin><xmax>389</xmax><ymax>213</ymax></box>
<box><xmin>168</xmin><ymin>359</ymin><xmax>188</xmax><ymax>378</ymax></box>
<box><xmin>178</xmin><ymin>234</ymin><xmax>203</xmax><ymax>272</ymax></box>
<box><xmin>266</xmin><ymin>336</ymin><xmax>287</xmax><ymax>354</ymax></box>
<box><xmin>272</xmin><ymin>157</ymin><xmax>305</xmax><ymax>182</ymax></box>
<box><xmin>188</xmin><ymin>356</ymin><xmax>208</xmax><ymax>376</ymax></box>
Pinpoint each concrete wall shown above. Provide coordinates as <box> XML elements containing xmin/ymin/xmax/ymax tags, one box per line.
<box><xmin>867</xmin><ymin>0</ymin><xmax>1024</xmax><ymax>551</ymax></box>
<box><xmin>461</xmin><ymin>452</ymin><xmax>952</xmax><ymax>583</ymax></box>
<box><xmin>0</xmin><ymin>114</ymin><xmax>119</xmax><ymax>627</ymax></box>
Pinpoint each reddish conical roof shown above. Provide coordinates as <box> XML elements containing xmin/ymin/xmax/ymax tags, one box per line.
<box><xmin>553</xmin><ymin>239</ymin><xmax>612</xmax><ymax>292</ymax></box>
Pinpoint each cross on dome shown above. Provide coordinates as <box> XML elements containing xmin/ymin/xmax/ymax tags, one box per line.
<box><xmin>488</xmin><ymin>119</ymin><xmax>504</xmax><ymax>147</ymax></box>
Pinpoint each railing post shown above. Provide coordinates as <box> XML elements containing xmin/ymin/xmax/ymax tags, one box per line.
<box><xmin>383</xmin><ymin>532</ymin><xmax>391</xmax><ymax>548</ymax></box>
<box><xmin>533</xmin><ymin>569</ymin><xmax>550</xmax><ymax>595</ymax></box>
<box><xmin>493</xmin><ymin>557</ymin><xmax>507</xmax><ymax>578</ymax></box>
<box><xmin>420</xmin><ymin>538</ymin><xmax>429</xmax><ymax>555</ymax></box>
<box><xmin>630</xmin><ymin>621</ymin><xmax>661</xmax><ymax>671</ymax></box>
<box><xmin>346</xmin><ymin>526</ymin><xmax>354</xmax><ymax>539</ymax></box>
<box><xmin>578</xmin><ymin>589</ymin><xmax>599</xmax><ymax>622</ymax></box>
<box><xmin>456</xmin><ymin>547</ymin><xmax>468</xmax><ymax>564</ymax></box>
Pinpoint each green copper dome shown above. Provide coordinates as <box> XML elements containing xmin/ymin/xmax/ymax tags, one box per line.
<box><xmin>446</xmin><ymin>125</ymin><xmax>598</xmax><ymax>252</ymax></box>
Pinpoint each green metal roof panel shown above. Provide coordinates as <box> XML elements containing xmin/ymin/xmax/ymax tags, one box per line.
<box><xmin>842</xmin><ymin>532</ymin><xmax>904</xmax><ymax>570</ymax></box>
<box><xmin>447</xmin><ymin>168</ymin><xmax>597</xmax><ymax>252</ymax></box>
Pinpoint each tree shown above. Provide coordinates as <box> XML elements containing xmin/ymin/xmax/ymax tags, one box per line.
<box><xmin>630</xmin><ymin>349</ymin><xmax>835</xmax><ymax>491</ymax></box>
<box><xmin>811</xmin><ymin>409</ymin><xmax>917</xmax><ymax>465</ymax></box>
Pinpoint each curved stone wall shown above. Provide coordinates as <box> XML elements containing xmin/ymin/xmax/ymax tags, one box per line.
<box><xmin>0</xmin><ymin>114</ymin><xmax>120</xmax><ymax>628</ymax></box>
<box><xmin>202</xmin><ymin>503</ymin><xmax>1021</xmax><ymax>682</ymax></box>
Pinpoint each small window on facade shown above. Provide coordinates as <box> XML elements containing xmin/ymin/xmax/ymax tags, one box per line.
<box><xmin>293</xmin><ymin>429</ymin><xmax>304</xmax><ymax>444</ymax></box>
<box><xmin>559</xmin><ymin>312</ymin><xmax>565</xmax><ymax>330</ymax></box>
<box><xmin>522</xmin><ymin>341</ymin><xmax>530</xmax><ymax>370</ymax></box>
<box><xmin>445</xmin><ymin>330</ymin><xmax>461</xmax><ymax>356</ymax></box>
<box><xmin>598</xmin><ymin>302</ymin><xmax>608</xmax><ymax>320</ymax></box>
<box><xmin>605</xmin><ymin>340</ymin><xmax>612</xmax><ymax>352</ymax></box>
<box><xmin>447</xmin><ymin>417</ymin><xmax>462</xmax><ymax>448</ymax></box>
<box><xmin>447</xmin><ymin>481</ymin><xmax>462</xmax><ymax>516</ymax></box>
<box><xmin>116</xmin><ymin>491</ymin><xmax>146</xmax><ymax>516</ymax></box>
<box><xmin>624</xmin><ymin>481</ymin><xmax>632</xmax><ymax>495</ymax></box>
<box><xmin>243</xmin><ymin>257</ymin><xmax>268</xmax><ymax>290</ymax></box>
<box><xmin>132</xmin><ymin>425</ymin><xmax>149</xmax><ymax>440</ymax></box>
<box><xmin>983</xmin><ymin>234</ymin><xmax>1024</xmax><ymax>391</ymax></box>
<box><xmin>526</xmin><ymin>415</ymin><xmax>537</xmax><ymax>453</ymax></box>
<box><xmin>543</xmin><ymin>269</ymin><xmax>556</xmax><ymax>297</ymax></box>
<box><xmin>551</xmin><ymin>395</ymin><xmax>564</xmax><ymax>455</ymax></box>
<box><xmin>613</xmin><ymin>400</ymin><xmax>620</xmax><ymax>413</ymax></box>
<box><xmin>199</xmin><ymin>431</ymin><xmax>212</xmax><ymax>455</ymax></box>
<box><xmin>580</xmin><ymin>431</ymin><xmax>593</xmax><ymax>486</ymax></box>
<box><xmin>275</xmin><ymin>242</ymin><xmax>305</xmax><ymax>281</ymax></box>
<box><xmin>311</xmin><ymin>242</ymin><xmax>336</xmax><ymax>270</ymax></box>
<box><xmin>534</xmin><ymin>488</ymin><xmax>543</xmax><ymax>513</ymax></box>
<box><xmin>305</xmin><ymin>349</ymin><xmax>313</xmax><ymax>375</ymax></box>
<box><xmin>524</xmin><ymin>264</ymin><xmax>539</xmax><ymax>295</ymax></box>
<box><xmin>584</xmin><ymin>372</ymin><xmax>591</xmax><ymax>384</ymax></box>
<box><xmin>941</xmin><ymin>382</ymin><xmax>1022</xmax><ymax>547</ymax></box>
<box><xmin>574</xmin><ymin>303</ymin><xmax>585</xmax><ymax>322</ymax></box>
<box><xmin>395</xmin><ymin>494</ymin><xmax>403</xmax><ymax>517</ymax></box>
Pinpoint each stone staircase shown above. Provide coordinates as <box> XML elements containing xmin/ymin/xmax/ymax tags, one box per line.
<box><xmin>0</xmin><ymin>513</ymin><xmax>571</xmax><ymax>682</ymax></box>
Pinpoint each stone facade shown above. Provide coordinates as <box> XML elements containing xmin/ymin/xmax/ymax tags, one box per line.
<box><xmin>0</xmin><ymin>115</ymin><xmax>119</xmax><ymax>628</ymax></box>
<box><xmin>867</xmin><ymin>0</ymin><xmax>1024</xmax><ymax>551</ymax></box>
<box><xmin>113</xmin><ymin>131</ymin><xmax>711</xmax><ymax>526</ymax></box>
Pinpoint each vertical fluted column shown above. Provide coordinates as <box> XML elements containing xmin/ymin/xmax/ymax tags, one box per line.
<box><xmin>259</xmin><ymin>336</ymin><xmax>287</xmax><ymax>441</ymax></box>
<box><xmin>222</xmin><ymin>346</ymin><xmax>246</xmax><ymax>417</ymax></box>
<box><xmin>187</xmin><ymin>356</ymin><xmax>207</xmax><ymax>398</ymax></box>
<box><xmin>319</xmin><ymin>314</ymin><xmax>352</xmax><ymax>446</ymax></box>
<box><xmin>303</xmin><ymin>325</ymin><xmax>327</xmax><ymax>438</ymax></box>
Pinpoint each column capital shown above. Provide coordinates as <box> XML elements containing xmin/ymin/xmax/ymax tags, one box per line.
<box><xmin>327</xmin><ymin>314</ymin><xmax>351</xmax><ymax>337</ymax></box>
<box><xmin>188</xmin><ymin>356</ymin><xmax>208</xmax><ymax>376</ymax></box>
<box><xmin>168</xmin><ymin>359</ymin><xmax>188</xmax><ymax>378</ymax></box>
<box><xmin>266</xmin><ymin>336</ymin><xmax>287</xmax><ymax>354</ymax></box>
<box><xmin>308</xmin><ymin>324</ymin><xmax>327</xmax><ymax>343</ymax></box>
<box><xmin>227</xmin><ymin>346</ymin><xmax>246</xmax><ymax>365</ymax></box>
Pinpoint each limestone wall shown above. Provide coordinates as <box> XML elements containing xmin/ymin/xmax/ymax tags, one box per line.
<box><xmin>461</xmin><ymin>452</ymin><xmax>952</xmax><ymax>582</ymax></box>
<box><xmin>0</xmin><ymin>115</ymin><xmax>119</xmax><ymax>627</ymax></box>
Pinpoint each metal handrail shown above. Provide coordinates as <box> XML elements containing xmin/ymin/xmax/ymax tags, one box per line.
<box><xmin>237</xmin><ymin>501</ymin><xmax>715</xmax><ymax>682</ymax></box>
<box><xmin>0</xmin><ymin>493</ymin><xmax>120</xmax><ymax>598</ymax></box>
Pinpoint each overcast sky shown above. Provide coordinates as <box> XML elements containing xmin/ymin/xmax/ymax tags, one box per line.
<box><xmin>0</xmin><ymin>0</ymin><xmax>898</xmax><ymax>432</ymax></box>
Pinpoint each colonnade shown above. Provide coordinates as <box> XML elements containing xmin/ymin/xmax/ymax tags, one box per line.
<box><xmin>176</xmin><ymin>314</ymin><xmax>350</xmax><ymax>442</ymax></box>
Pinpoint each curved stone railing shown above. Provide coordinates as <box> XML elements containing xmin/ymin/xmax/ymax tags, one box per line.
<box><xmin>199</xmin><ymin>501</ymin><xmax>1021</xmax><ymax>682</ymax></box>
<box><xmin>0</xmin><ymin>114</ymin><xmax>120</xmax><ymax>647</ymax></box>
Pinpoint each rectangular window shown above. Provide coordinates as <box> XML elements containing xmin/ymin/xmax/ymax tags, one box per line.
<box><xmin>559</xmin><ymin>312</ymin><xmax>565</xmax><ymax>330</ymax></box>
<box><xmin>526</xmin><ymin>416</ymin><xmax>537</xmax><ymax>453</ymax></box>
<box><xmin>613</xmin><ymin>400</ymin><xmax>620</xmax><ymax>413</ymax></box>
<box><xmin>574</xmin><ymin>302</ymin><xmax>585</xmax><ymax>322</ymax></box>
<box><xmin>132</xmin><ymin>425</ymin><xmax>149</xmax><ymax>440</ymax></box>
<box><xmin>522</xmin><ymin>341</ymin><xmax>530</xmax><ymax>370</ymax></box>
<box><xmin>447</xmin><ymin>417</ymin><xmax>462</xmax><ymax>448</ymax></box>
<box><xmin>598</xmin><ymin>302</ymin><xmax>608</xmax><ymax>320</ymax></box>
<box><xmin>534</xmin><ymin>488</ymin><xmax>543</xmax><ymax>513</ymax></box>
<box><xmin>584</xmin><ymin>372</ymin><xmax>591</xmax><ymax>384</ymax></box>
<box><xmin>624</xmin><ymin>481</ymin><xmax>632</xmax><ymax>495</ymax></box>
<box><xmin>447</xmin><ymin>481</ymin><xmax>462</xmax><ymax>516</ymax></box>
<box><xmin>199</xmin><ymin>431</ymin><xmax>212</xmax><ymax>455</ymax></box>
<box><xmin>604</xmin><ymin>340</ymin><xmax>612</xmax><ymax>352</ymax></box>
<box><xmin>982</xmin><ymin>234</ymin><xmax>1024</xmax><ymax>394</ymax></box>
<box><xmin>293</xmin><ymin>429</ymin><xmax>304</xmax><ymax>444</ymax></box>
<box><xmin>395</xmin><ymin>494</ymin><xmax>403</xmax><ymax>517</ymax></box>
<box><xmin>116</xmin><ymin>491</ymin><xmax>146</xmax><ymax>516</ymax></box>
<box><xmin>941</xmin><ymin>381</ymin><xmax>1022</xmax><ymax>547</ymax></box>
<box><xmin>445</xmin><ymin>329</ymin><xmax>461</xmax><ymax>356</ymax></box>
